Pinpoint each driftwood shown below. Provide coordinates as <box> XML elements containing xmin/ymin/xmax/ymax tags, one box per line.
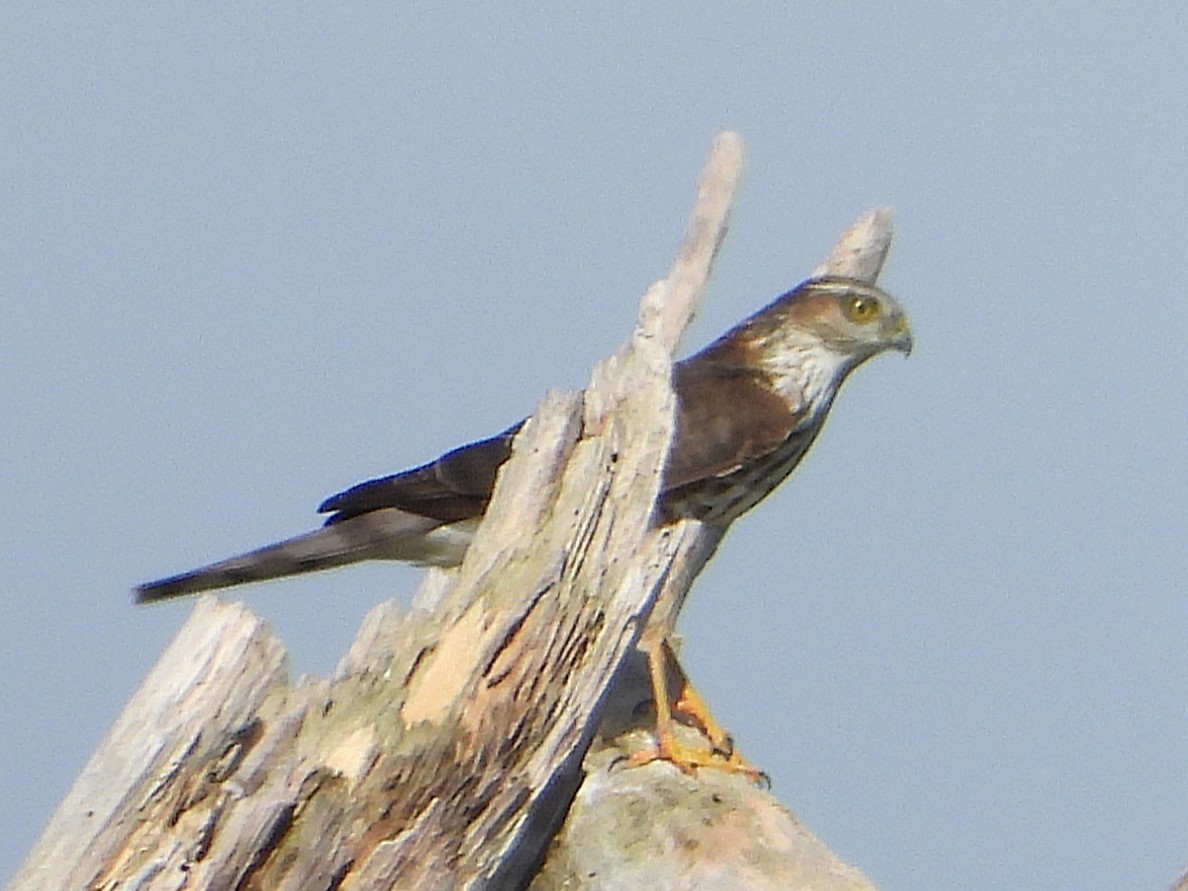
<box><xmin>13</xmin><ymin>133</ymin><xmax>891</xmax><ymax>891</ymax></box>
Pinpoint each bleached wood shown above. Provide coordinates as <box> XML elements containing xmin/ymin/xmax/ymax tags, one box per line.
<box><xmin>11</xmin><ymin>600</ymin><xmax>289</xmax><ymax>890</ymax></box>
<box><xmin>13</xmin><ymin>134</ymin><xmax>893</xmax><ymax>891</ymax></box>
<box><xmin>810</xmin><ymin>206</ymin><xmax>894</xmax><ymax>283</ymax></box>
<box><xmin>645</xmin><ymin>129</ymin><xmax>745</xmax><ymax>353</ymax></box>
<box><xmin>532</xmin><ymin>736</ymin><xmax>879</xmax><ymax>891</ymax></box>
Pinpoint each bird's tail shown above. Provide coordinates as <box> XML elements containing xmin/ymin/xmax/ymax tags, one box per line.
<box><xmin>134</xmin><ymin>509</ymin><xmax>447</xmax><ymax>603</ymax></box>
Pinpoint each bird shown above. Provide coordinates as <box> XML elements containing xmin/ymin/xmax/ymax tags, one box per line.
<box><xmin>136</xmin><ymin>275</ymin><xmax>911</xmax><ymax>772</ymax></box>
<box><xmin>136</xmin><ymin>276</ymin><xmax>910</xmax><ymax>601</ymax></box>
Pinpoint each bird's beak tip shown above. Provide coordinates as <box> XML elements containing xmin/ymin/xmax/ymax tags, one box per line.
<box><xmin>892</xmin><ymin>317</ymin><xmax>913</xmax><ymax>357</ymax></box>
<box><xmin>893</xmin><ymin>328</ymin><xmax>913</xmax><ymax>357</ymax></box>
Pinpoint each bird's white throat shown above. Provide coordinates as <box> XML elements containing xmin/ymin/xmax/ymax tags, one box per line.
<box><xmin>760</xmin><ymin>342</ymin><xmax>852</xmax><ymax>418</ymax></box>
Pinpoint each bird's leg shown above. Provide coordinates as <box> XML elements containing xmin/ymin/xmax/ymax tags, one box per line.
<box><xmin>624</xmin><ymin>637</ymin><xmax>766</xmax><ymax>782</ymax></box>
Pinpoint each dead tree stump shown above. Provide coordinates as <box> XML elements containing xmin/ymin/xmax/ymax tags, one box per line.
<box><xmin>13</xmin><ymin>133</ymin><xmax>888</xmax><ymax>891</ymax></box>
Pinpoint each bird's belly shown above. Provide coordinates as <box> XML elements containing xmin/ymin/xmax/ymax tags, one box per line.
<box><xmin>377</xmin><ymin>517</ymin><xmax>480</xmax><ymax>567</ymax></box>
<box><xmin>665</xmin><ymin>427</ymin><xmax>818</xmax><ymax>525</ymax></box>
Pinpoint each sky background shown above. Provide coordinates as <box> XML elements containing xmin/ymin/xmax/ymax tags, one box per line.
<box><xmin>2</xmin><ymin>4</ymin><xmax>1186</xmax><ymax>889</ymax></box>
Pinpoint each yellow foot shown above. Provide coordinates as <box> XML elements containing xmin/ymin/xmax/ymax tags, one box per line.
<box><xmin>620</xmin><ymin>636</ymin><xmax>770</xmax><ymax>785</ymax></box>
<box><xmin>621</xmin><ymin>732</ymin><xmax>769</xmax><ymax>785</ymax></box>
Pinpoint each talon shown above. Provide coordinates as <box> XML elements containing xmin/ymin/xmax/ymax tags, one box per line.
<box><xmin>626</xmin><ymin>737</ymin><xmax>765</xmax><ymax>781</ymax></box>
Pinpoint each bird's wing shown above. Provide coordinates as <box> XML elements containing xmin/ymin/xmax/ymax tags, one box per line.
<box><xmin>137</xmin><ymin>424</ymin><xmax>522</xmax><ymax>602</ymax></box>
<box><xmin>317</xmin><ymin>423</ymin><xmax>523</xmax><ymax>524</ymax></box>
<box><xmin>662</xmin><ymin>360</ymin><xmax>803</xmax><ymax>496</ymax></box>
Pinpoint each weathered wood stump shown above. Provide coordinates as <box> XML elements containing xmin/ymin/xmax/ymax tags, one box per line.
<box><xmin>13</xmin><ymin>133</ymin><xmax>889</xmax><ymax>891</ymax></box>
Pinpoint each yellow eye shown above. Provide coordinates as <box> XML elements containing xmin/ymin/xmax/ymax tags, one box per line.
<box><xmin>845</xmin><ymin>295</ymin><xmax>882</xmax><ymax>323</ymax></box>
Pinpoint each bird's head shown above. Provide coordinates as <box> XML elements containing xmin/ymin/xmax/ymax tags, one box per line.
<box><xmin>784</xmin><ymin>277</ymin><xmax>912</xmax><ymax>360</ymax></box>
<box><xmin>693</xmin><ymin>277</ymin><xmax>912</xmax><ymax>406</ymax></box>
<box><xmin>733</xmin><ymin>276</ymin><xmax>912</xmax><ymax>372</ymax></box>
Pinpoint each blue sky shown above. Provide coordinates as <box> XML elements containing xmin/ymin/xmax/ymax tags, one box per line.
<box><xmin>3</xmin><ymin>4</ymin><xmax>1186</xmax><ymax>888</ymax></box>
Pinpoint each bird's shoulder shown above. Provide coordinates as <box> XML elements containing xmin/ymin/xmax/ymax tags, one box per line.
<box><xmin>664</xmin><ymin>358</ymin><xmax>805</xmax><ymax>492</ymax></box>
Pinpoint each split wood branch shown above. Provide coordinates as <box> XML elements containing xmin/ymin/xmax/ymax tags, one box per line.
<box><xmin>14</xmin><ymin>131</ymin><xmax>737</xmax><ymax>891</ymax></box>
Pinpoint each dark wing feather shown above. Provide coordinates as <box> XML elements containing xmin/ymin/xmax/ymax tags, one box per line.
<box><xmin>320</xmin><ymin>360</ymin><xmax>799</xmax><ymax>526</ymax></box>
<box><xmin>318</xmin><ymin>422</ymin><xmax>523</xmax><ymax>524</ymax></box>
<box><xmin>661</xmin><ymin>359</ymin><xmax>802</xmax><ymax>505</ymax></box>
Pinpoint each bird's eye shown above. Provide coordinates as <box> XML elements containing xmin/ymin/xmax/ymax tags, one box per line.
<box><xmin>845</xmin><ymin>295</ymin><xmax>882</xmax><ymax>323</ymax></box>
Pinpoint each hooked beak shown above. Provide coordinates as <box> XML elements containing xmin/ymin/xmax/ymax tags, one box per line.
<box><xmin>891</xmin><ymin>315</ymin><xmax>913</xmax><ymax>357</ymax></box>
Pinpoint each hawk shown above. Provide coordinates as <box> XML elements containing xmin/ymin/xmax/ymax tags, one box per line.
<box><xmin>137</xmin><ymin>276</ymin><xmax>911</xmax><ymax>771</ymax></box>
